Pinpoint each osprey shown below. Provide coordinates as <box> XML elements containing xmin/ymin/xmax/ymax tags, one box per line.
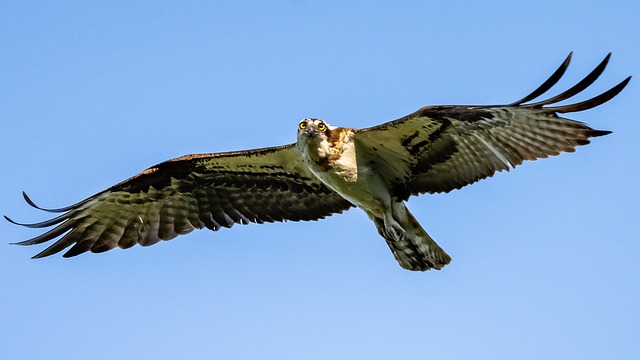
<box><xmin>7</xmin><ymin>53</ymin><xmax>630</xmax><ymax>271</ymax></box>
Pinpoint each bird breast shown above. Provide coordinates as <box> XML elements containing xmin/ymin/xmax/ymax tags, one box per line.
<box><xmin>299</xmin><ymin>132</ymin><xmax>390</xmax><ymax>215</ymax></box>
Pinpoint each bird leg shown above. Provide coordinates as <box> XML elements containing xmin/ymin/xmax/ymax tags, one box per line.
<box><xmin>372</xmin><ymin>212</ymin><xmax>406</xmax><ymax>242</ymax></box>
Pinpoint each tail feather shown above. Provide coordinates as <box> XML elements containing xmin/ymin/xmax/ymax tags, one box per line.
<box><xmin>378</xmin><ymin>204</ymin><xmax>451</xmax><ymax>271</ymax></box>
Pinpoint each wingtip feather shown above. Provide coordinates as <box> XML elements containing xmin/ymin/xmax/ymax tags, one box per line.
<box><xmin>4</xmin><ymin>215</ymin><xmax>20</xmax><ymax>226</ymax></box>
<box><xmin>592</xmin><ymin>129</ymin><xmax>612</xmax><ymax>137</ymax></box>
<box><xmin>21</xmin><ymin>191</ymin><xmax>88</xmax><ymax>213</ymax></box>
<box><xmin>550</xmin><ymin>76</ymin><xmax>631</xmax><ymax>113</ymax></box>
<box><xmin>525</xmin><ymin>52</ymin><xmax>613</xmax><ymax>108</ymax></box>
<box><xmin>507</xmin><ymin>52</ymin><xmax>573</xmax><ymax>106</ymax></box>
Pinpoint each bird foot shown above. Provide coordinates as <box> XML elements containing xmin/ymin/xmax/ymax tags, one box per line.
<box><xmin>383</xmin><ymin>221</ymin><xmax>406</xmax><ymax>242</ymax></box>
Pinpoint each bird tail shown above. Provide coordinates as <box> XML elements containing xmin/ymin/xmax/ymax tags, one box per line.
<box><xmin>380</xmin><ymin>203</ymin><xmax>451</xmax><ymax>271</ymax></box>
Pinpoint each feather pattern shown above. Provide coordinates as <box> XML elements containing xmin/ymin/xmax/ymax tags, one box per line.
<box><xmin>7</xmin><ymin>53</ymin><xmax>630</xmax><ymax>271</ymax></box>
<box><xmin>8</xmin><ymin>145</ymin><xmax>354</xmax><ymax>258</ymax></box>
<box><xmin>355</xmin><ymin>53</ymin><xmax>629</xmax><ymax>199</ymax></box>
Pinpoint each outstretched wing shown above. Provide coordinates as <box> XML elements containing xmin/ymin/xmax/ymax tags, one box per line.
<box><xmin>354</xmin><ymin>53</ymin><xmax>630</xmax><ymax>199</ymax></box>
<box><xmin>7</xmin><ymin>144</ymin><xmax>354</xmax><ymax>258</ymax></box>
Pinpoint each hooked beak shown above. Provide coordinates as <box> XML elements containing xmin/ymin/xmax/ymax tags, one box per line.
<box><xmin>301</xmin><ymin>126</ymin><xmax>317</xmax><ymax>137</ymax></box>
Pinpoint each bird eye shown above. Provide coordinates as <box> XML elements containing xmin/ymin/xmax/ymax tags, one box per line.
<box><xmin>299</xmin><ymin>121</ymin><xmax>307</xmax><ymax>130</ymax></box>
<box><xmin>317</xmin><ymin>123</ymin><xmax>326</xmax><ymax>131</ymax></box>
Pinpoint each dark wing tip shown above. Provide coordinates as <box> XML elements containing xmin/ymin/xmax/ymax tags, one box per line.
<box><xmin>507</xmin><ymin>52</ymin><xmax>573</xmax><ymax>106</ymax></box>
<box><xmin>31</xmin><ymin>251</ymin><xmax>51</xmax><ymax>259</ymax></box>
<box><xmin>22</xmin><ymin>191</ymin><xmax>39</xmax><ymax>209</ymax></box>
<box><xmin>547</xmin><ymin>76</ymin><xmax>631</xmax><ymax>113</ymax></box>
<box><xmin>21</xmin><ymin>191</ymin><xmax>84</xmax><ymax>213</ymax></box>
<box><xmin>5</xmin><ymin>214</ymin><xmax>39</xmax><ymax>228</ymax></box>
<box><xmin>62</xmin><ymin>241</ymin><xmax>93</xmax><ymax>258</ymax></box>
<box><xmin>591</xmin><ymin>129</ymin><xmax>612</xmax><ymax>137</ymax></box>
<box><xmin>5</xmin><ymin>215</ymin><xmax>21</xmax><ymax>226</ymax></box>
<box><xmin>29</xmin><ymin>236</ymin><xmax>78</xmax><ymax>259</ymax></box>
<box><xmin>508</xmin><ymin>53</ymin><xmax>630</xmax><ymax>113</ymax></box>
<box><xmin>525</xmin><ymin>52</ymin><xmax>612</xmax><ymax>107</ymax></box>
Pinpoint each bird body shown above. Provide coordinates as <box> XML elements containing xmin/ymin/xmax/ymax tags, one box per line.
<box><xmin>297</xmin><ymin>120</ymin><xmax>451</xmax><ymax>269</ymax></box>
<box><xmin>298</xmin><ymin>124</ymin><xmax>375</xmax><ymax>215</ymax></box>
<box><xmin>7</xmin><ymin>53</ymin><xmax>630</xmax><ymax>271</ymax></box>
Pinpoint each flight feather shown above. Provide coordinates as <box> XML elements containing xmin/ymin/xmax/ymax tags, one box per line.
<box><xmin>7</xmin><ymin>53</ymin><xmax>629</xmax><ymax>271</ymax></box>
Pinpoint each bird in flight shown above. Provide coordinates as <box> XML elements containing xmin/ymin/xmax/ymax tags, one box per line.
<box><xmin>7</xmin><ymin>53</ymin><xmax>630</xmax><ymax>271</ymax></box>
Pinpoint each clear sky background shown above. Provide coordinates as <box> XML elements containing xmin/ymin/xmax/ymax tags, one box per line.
<box><xmin>1</xmin><ymin>1</ymin><xmax>638</xmax><ymax>359</ymax></box>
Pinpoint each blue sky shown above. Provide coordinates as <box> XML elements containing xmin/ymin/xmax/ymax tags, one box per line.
<box><xmin>1</xmin><ymin>1</ymin><xmax>638</xmax><ymax>359</ymax></box>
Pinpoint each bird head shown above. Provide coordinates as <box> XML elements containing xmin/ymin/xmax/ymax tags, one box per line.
<box><xmin>297</xmin><ymin>118</ymin><xmax>330</xmax><ymax>139</ymax></box>
<box><xmin>296</xmin><ymin>118</ymin><xmax>335</xmax><ymax>161</ymax></box>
